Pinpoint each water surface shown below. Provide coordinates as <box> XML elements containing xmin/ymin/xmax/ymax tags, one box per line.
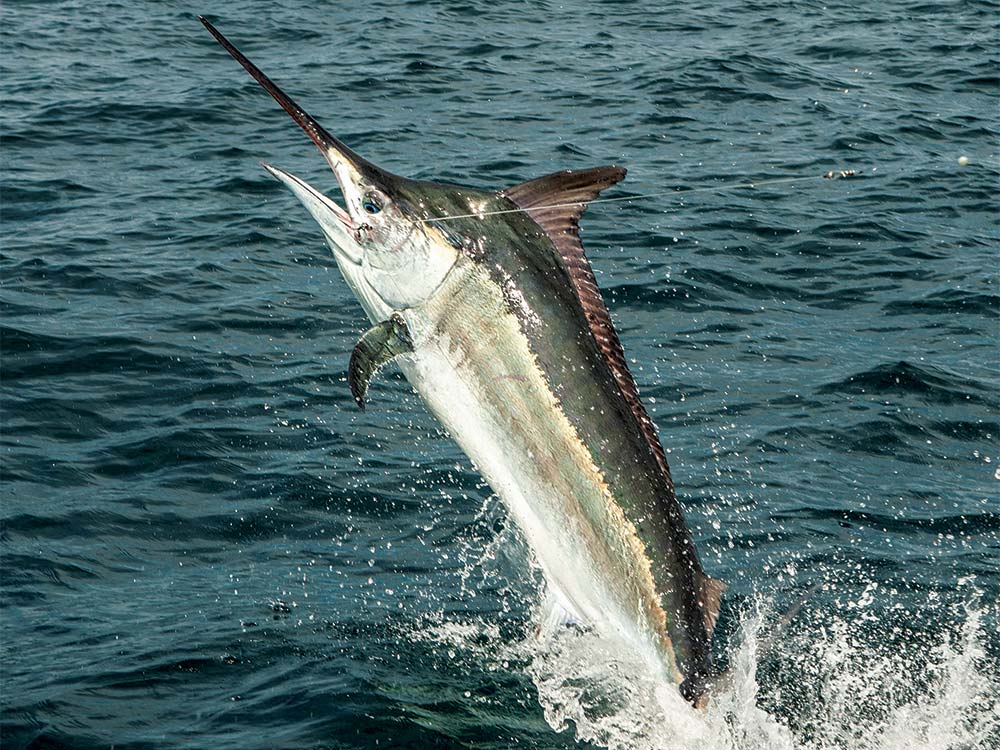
<box><xmin>2</xmin><ymin>1</ymin><xmax>998</xmax><ymax>748</ymax></box>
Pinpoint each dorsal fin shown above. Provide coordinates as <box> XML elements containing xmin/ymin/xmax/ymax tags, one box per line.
<box><xmin>502</xmin><ymin>167</ymin><xmax>676</xmax><ymax>493</ymax></box>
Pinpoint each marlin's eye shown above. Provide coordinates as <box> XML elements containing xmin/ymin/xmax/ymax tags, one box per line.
<box><xmin>362</xmin><ymin>193</ymin><xmax>383</xmax><ymax>215</ymax></box>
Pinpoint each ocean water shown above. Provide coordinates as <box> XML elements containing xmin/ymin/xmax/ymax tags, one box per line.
<box><xmin>2</xmin><ymin>1</ymin><xmax>998</xmax><ymax>748</ymax></box>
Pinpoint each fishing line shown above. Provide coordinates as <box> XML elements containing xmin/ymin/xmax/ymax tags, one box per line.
<box><xmin>420</xmin><ymin>168</ymin><xmax>867</xmax><ymax>223</ymax></box>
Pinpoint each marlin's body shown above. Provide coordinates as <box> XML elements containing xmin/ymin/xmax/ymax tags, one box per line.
<box><xmin>200</xmin><ymin>18</ymin><xmax>724</xmax><ymax>704</ymax></box>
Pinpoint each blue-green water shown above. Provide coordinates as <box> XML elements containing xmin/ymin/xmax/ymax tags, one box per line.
<box><xmin>2</xmin><ymin>2</ymin><xmax>998</xmax><ymax>748</ymax></box>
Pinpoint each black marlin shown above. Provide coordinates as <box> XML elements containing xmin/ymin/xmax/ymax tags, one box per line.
<box><xmin>199</xmin><ymin>17</ymin><xmax>725</xmax><ymax>706</ymax></box>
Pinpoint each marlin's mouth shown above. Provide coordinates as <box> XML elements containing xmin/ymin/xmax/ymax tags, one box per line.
<box><xmin>199</xmin><ymin>15</ymin><xmax>388</xmax><ymax>234</ymax></box>
<box><xmin>314</xmin><ymin>187</ymin><xmax>353</xmax><ymax>233</ymax></box>
<box><xmin>260</xmin><ymin>162</ymin><xmax>363</xmax><ymax>266</ymax></box>
<box><xmin>317</xmin><ymin>188</ymin><xmax>354</xmax><ymax>234</ymax></box>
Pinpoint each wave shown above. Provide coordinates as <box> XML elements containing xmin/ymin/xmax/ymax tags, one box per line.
<box><xmin>817</xmin><ymin>361</ymin><xmax>996</xmax><ymax>406</ymax></box>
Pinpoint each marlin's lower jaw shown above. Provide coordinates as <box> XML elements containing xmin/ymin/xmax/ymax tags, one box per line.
<box><xmin>262</xmin><ymin>163</ymin><xmax>360</xmax><ymax>264</ymax></box>
<box><xmin>262</xmin><ymin>164</ymin><xmax>394</xmax><ymax>321</ymax></box>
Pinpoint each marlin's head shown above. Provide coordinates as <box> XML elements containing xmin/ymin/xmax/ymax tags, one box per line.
<box><xmin>200</xmin><ymin>17</ymin><xmax>460</xmax><ymax>312</ymax></box>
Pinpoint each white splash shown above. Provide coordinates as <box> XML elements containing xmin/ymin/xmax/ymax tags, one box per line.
<box><xmin>419</xmin><ymin>585</ymin><xmax>998</xmax><ymax>750</ymax></box>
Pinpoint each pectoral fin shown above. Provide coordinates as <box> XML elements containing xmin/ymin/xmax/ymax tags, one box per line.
<box><xmin>348</xmin><ymin>313</ymin><xmax>414</xmax><ymax>409</ymax></box>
